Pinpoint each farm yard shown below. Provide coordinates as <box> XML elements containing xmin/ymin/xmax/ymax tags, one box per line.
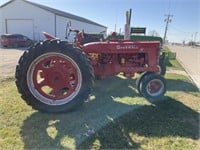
<box><xmin>0</xmin><ymin>48</ymin><xmax>23</xmax><ymax>79</ymax></box>
<box><xmin>0</xmin><ymin>47</ymin><xmax>199</xmax><ymax>149</ymax></box>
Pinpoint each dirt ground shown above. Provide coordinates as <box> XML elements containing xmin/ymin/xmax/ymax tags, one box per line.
<box><xmin>0</xmin><ymin>47</ymin><xmax>24</xmax><ymax>79</ymax></box>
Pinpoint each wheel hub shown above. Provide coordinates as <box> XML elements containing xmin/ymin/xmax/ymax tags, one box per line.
<box><xmin>48</xmin><ymin>71</ymin><xmax>64</xmax><ymax>87</ymax></box>
<box><xmin>147</xmin><ymin>79</ymin><xmax>164</xmax><ymax>96</ymax></box>
<box><xmin>148</xmin><ymin>81</ymin><xmax>162</xmax><ymax>93</ymax></box>
<box><xmin>27</xmin><ymin>52</ymin><xmax>82</xmax><ymax>105</ymax></box>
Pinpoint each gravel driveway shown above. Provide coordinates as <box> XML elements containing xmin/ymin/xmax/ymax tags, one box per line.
<box><xmin>0</xmin><ymin>47</ymin><xmax>24</xmax><ymax>79</ymax></box>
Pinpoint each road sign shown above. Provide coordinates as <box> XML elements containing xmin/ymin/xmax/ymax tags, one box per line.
<box><xmin>131</xmin><ymin>27</ymin><xmax>146</xmax><ymax>34</ymax></box>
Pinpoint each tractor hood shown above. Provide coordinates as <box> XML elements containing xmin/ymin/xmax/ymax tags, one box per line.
<box><xmin>82</xmin><ymin>41</ymin><xmax>160</xmax><ymax>53</ymax></box>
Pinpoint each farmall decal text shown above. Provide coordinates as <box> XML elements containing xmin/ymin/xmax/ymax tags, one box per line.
<box><xmin>116</xmin><ymin>45</ymin><xmax>138</xmax><ymax>50</ymax></box>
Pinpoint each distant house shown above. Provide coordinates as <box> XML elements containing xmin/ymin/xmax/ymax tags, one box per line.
<box><xmin>0</xmin><ymin>0</ymin><xmax>107</xmax><ymax>41</ymax></box>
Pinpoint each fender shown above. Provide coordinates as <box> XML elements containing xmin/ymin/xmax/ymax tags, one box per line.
<box><xmin>42</xmin><ymin>32</ymin><xmax>58</xmax><ymax>40</ymax></box>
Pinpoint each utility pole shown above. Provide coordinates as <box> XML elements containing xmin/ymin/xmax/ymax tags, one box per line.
<box><xmin>194</xmin><ymin>32</ymin><xmax>198</xmax><ymax>42</ymax></box>
<box><xmin>163</xmin><ymin>14</ymin><xmax>173</xmax><ymax>44</ymax></box>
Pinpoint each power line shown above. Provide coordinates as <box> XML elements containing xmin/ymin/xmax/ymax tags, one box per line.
<box><xmin>163</xmin><ymin>14</ymin><xmax>173</xmax><ymax>43</ymax></box>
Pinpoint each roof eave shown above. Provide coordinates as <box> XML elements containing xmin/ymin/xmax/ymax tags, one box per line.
<box><xmin>24</xmin><ymin>0</ymin><xmax>107</xmax><ymax>28</ymax></box>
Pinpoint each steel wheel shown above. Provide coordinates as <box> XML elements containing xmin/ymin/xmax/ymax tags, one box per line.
<box><xmin>27</xmin><ymin>52</ymin><xmax>82</xmax><ymax>105</ymax></box>
<box><xmin>15</xmin><ymin>40</ymin><xmax>94</xmax><ymax>112</ymax></box>
<box><xmin>146</xmin><ymin>79</ymin><xmax>165</xmax><ymax>97</ymax></box>
<box><xmin>140</xmin><ymin>73</ymin><xmax>166</xmax><ymax>100</ymax></box>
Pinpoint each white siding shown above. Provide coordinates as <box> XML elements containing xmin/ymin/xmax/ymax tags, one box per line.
<box><xmin>0</xmin><ymin>0</ymin><xmax>55</xmax><ymax>40</ymax></box>
<box><xmin>0</xmin><ymin>0</ymin><xmax>107</xmax><ymax>41</ymax></box>
<box><xmin>0</xmin><ymin>8</ymin><xmax>4</xmax><ymax>37</ymax></box>
<box><xmin>55</xmin><ymin>15</ymin><xmax>68</xmax><ymax>40</ymax></box>
<box><xmin>56</xmin><ymin>15</ymin><xmax>106</xmax><ymax>41</ymax></box>
<box><xmin>71</xmin><ymin>18</ymin><xmax>106</xmax><ymax>34</ymax></box>
<box><xmin>6</xmin><ymin>19</ymin><xmax>34</xmax><ymax>39</ymax></box>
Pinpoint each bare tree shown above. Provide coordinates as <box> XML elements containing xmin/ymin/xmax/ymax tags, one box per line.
<box><xmin>148</xmin><ymin>30</ymin><xmax>160</xmax><ymax>37</ymax></box>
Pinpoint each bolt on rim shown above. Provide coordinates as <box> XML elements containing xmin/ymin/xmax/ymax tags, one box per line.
<box><xmin>27</xmin><ymin>52</ymin><xmax>82</xmax><ymax>105</ymax></box>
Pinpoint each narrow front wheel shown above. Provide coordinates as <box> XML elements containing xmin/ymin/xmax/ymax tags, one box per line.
<box><xmin>139</xmin><ymin>73</ymin><xmax>166</xmax><ymax>100</ymax></box>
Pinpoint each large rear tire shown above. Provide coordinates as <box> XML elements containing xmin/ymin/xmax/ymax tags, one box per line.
<box><xmin>15</xmin><ymin>40</ymin><xmax>94</xmax><ymax>113</ymax></box>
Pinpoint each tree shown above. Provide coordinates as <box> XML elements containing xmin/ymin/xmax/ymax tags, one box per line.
<box><xmin>148</xmin><ymin>30</ymin><xmax>160</xmax><ymax>37</ymax></box>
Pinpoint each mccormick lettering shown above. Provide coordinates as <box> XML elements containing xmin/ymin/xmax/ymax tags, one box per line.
<box><xmin>116</xmin><ymin>45</ymin><xmax>138</xmax><ymax>49</ymax></box>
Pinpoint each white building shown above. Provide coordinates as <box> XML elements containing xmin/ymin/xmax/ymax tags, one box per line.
<box><xmin>0</xmin><ymin>0</ymin><xmax>107</xmax><ymax>41</ymax></box>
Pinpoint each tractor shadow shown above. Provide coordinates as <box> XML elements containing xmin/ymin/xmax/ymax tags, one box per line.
<box><xmin>20</xmin><ymin>75</ymin><xmax>199</xmax><ymax>149</ymax></box>
<box><xmin>79</xmin><ymin>96</ymin><xmax>200</xmax><ymax>149</ymax></box>
<box><xmin>167</xmin><ymin>78</ymin><xmax>199</xmax><ymax>92</ymax></box>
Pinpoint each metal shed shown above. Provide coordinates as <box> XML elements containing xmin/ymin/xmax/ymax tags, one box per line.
<box><xmin>0</xmin><ymin>0</ymin><xmax>107</xmax><ymax>40</ymax></box>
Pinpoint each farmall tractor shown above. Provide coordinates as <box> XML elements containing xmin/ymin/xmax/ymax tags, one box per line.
<box><xmin>15</xmin><ymin>10</ymin><xmax>166</xmax><ymax>112</ymax></box>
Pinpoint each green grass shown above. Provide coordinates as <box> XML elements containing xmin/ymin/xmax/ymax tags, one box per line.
<box><xmin>0</xmin><ymin>73</ymin><xmax>199</xmax><ymax>150</ymax></box>
<box><xmin>0</xmin><ymin>76</ymin><xmax>149</xmax><ymax>149</ymax></box>
<box><xmin>163</xmin><ymin>46</ymin><xmax>184</xmax><ymax>71</ymax></box>
<box><xmin>166</xmin><ymin>59</ymin><xmax>184</xmax><ymax>70</ymax></box>
<box><xmin>0</xmin><ymin>49</ymin><xmax>200</xmax><ymax>149</ymax></box>
<box><xmin>79</xmin><ymin>74</ymin><xmax>200</xmax><ymax>149</ymax></box>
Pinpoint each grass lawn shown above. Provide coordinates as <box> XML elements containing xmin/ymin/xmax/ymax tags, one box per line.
<box><xmin>0</xmin><ymin>51</ymin><xmax>200</xmax><ymax>149</ymax></box>
<box><xmin>80</xmin><ymin>73</ymin><xmax>200</xmax><ymax>149</ymax></box>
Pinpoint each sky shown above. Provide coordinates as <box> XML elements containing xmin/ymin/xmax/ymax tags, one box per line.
<box><xmin>0</xmin><ymin>0</ymin><xmax>199</xmax><ymax>43</ymax></box>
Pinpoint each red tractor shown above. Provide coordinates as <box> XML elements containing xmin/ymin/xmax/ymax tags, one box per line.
<box><xmin>15</xmin><ymin>10</ymin><xmax>166</xmax><ymax>112</ymax></box>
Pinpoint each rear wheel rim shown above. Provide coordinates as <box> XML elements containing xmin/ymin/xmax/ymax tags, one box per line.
<box><xmin>146</xmin><ymin>79</ymin><xmax>164</xmax><ymax>97</ymax></box>
<box><xmin>27</xmin><ymin>52</ymin><xmax>82</xmax><ymax>105</ymax></box>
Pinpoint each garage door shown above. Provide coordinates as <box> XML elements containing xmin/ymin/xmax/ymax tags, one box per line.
<box><xmin>6</xmin><ymin>19</ymin><xmax>34</xmax><ymax>39</ymax></box>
